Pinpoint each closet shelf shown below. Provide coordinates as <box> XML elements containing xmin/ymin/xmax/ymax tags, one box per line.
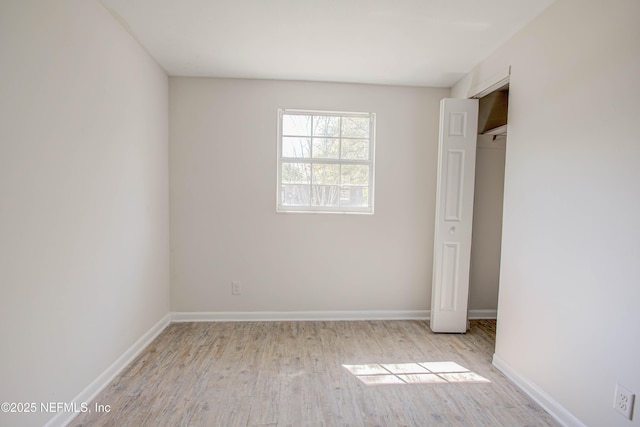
<box><xmin>481</xmin><ymin>124</ymin><xmax>507</xmax><ymax>136</ymax></box>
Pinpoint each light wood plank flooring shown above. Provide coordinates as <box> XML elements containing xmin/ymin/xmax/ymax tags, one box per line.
<box><xmin>70</xmin><ymin>320</ymin><xmax>557</xmax><ymax>426</ymax></box>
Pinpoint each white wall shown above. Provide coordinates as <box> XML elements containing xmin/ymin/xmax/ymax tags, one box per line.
<box><xmin>453</xmin><ymin>0</ymin><xmax>640</xmax><ymax>425</ymax></box>
<box><xmin>170</xmin><ymin>78</ymin><xmax>449</xmax><ymax>314</ymax></box>
<box><xmin>0</xmin><ymin>1</ymin><xmax>170</xmax><ymax>426</ymax></box>
<box><xmin>469</xmin><ymin>134</ymin><xmax>506</xmax><ymax>311</ymax></box>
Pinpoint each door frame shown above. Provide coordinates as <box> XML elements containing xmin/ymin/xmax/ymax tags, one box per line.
<box><xmin>469</xmin><ymin>66</ymin><xmax>510</xmax><ymax>99</ymax></box>
<box><xmin>467</xmin><ymin>67</ymin><xmax>510</xmax><ymax>321</ymax></box>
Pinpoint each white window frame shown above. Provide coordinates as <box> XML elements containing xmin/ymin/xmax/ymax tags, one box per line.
<box><xmin>277</xmin><ymin>109</ymin><xmax>376</xmax><ymax>214</ymax></box>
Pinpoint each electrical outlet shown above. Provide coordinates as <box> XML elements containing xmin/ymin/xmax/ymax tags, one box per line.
<box><xmin>231</xmin><ymin>281</ymin><xmax>241</xmax><ymax>295</ymax></box>
<box><xmin>614</xmin><ymin>384</ymin><xmax>635</xmax><ymax>420</ymax></box>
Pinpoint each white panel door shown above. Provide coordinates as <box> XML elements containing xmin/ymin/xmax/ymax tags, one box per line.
<box><xmin>430</xmin><ymin>98</ymin><xmax>479</xmax><ymax>333</ymax></box>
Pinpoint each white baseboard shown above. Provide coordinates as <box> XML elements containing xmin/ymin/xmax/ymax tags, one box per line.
<box><xmin>171</xmin><ymin>309</ymin><xmax>497</xmax><ymax>322</ymax></box>
<box><xmin>44</xmin><ymin>313</ymin><xmax>172</xmax><ymax>427</ymax></box>
<box><xmin>492</xmin><ymin>354</ymin><xmax>586</xmax><ymax>427</ymax></box>
<box><xmin>171</xmin><ymin>310</ymin><xmax>429</xmax><ymax>322</ymax></box>
<box><xmin>468</xmin><ymin>309</ymin><xmax>497</xmax><ymax>319</ymax></box>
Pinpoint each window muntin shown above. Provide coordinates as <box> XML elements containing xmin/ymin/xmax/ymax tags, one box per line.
<box><xmin>277</xmin><ymin>109</ymin><xmax>375</xmax><ymax>214</ymax></box>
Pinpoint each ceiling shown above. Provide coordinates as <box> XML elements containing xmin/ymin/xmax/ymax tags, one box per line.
<box><xmin>99</xmin><ymin>0</ymin><xmax>554</xmax><ymax>88</ymax></box>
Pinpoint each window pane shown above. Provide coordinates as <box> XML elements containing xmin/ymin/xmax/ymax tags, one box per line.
<box><xmin>282</xmin><ymin>163</ymin><xmax>311</xmax><ymax>184</ymax></box>
<box><xmin>341</xmin><ymin>138</ymin><xmax>369</xmax><ymax>160</ymax></box>
<box><xmin>313</xmin><ymin>116</ymin><xmax>340</xmax><ymax>137</ymax></box>
<box><xmin>311</xmin><ymin>185</ymin><xmax>340</xmax><ymax>207</ymax></box>
<box><xmin>312</xmin><ymin>138</ymin><xmax>339</xmax><ymax>159</ymax></box>
<box><xmin>282</xmin><ymin>137</ymin><xmax>311</xmax><ymax>158</ymax></box>
<box><xmin>340</xmin><ymin>186</ymin><xmax>369</xmax><ymax>208</ymax></box>
<box><xmin>278</xmin><ymin>109</ymin><xmax>375</xmax><ymax>214</ymax></box>
<box><xmin>341</xmin><ymin>116</ymin><xmax>369</xmax><ymax>138</ymax></box>
<box><xmin>312</xmin><ymin>164</ymin><xmax>340</xmax><ymax>185</ymax></box>
<box><xmin>281</xmin><ymin>185</ymin><xmax>310</xmax><ymax>206</ymax></box>
<box><xmin>341</xmin><ymin>164</ymin><xmax>369</xmax><ymax>185</ymax></box>
<box><xmin>282</xmin><ymin>114</ymin><xmax>311</xmax><ymax>136</ymax></box>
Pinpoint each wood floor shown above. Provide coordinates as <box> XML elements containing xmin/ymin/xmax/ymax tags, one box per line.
<box><xmin>70</xmin><ymin>320</ymin><xmax>558</xmax><ymax>426</ymax></box>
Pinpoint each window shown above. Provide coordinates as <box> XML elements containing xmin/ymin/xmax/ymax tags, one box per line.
<box><xmin>277</xmin><ymin>109</ymin><xmax>375</xmax><ymax>214</ymax></box>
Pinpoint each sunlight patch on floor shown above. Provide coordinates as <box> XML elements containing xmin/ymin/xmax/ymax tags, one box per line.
<box><xmin>342</xmin><ymin>361</ymin><xmax>490</xmax><ymax>386</ymax></box>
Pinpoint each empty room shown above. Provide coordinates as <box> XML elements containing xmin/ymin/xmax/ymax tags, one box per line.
<box><xmin>1</xmin><ymin>0</ymin><xmax>638</xmax><ymax>426</ymax></box>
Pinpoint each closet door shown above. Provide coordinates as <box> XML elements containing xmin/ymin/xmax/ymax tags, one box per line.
<box><xmin>430</xmin><ymin>98</ymin><xmax>478</xmax><ymax>333</ymax></box>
